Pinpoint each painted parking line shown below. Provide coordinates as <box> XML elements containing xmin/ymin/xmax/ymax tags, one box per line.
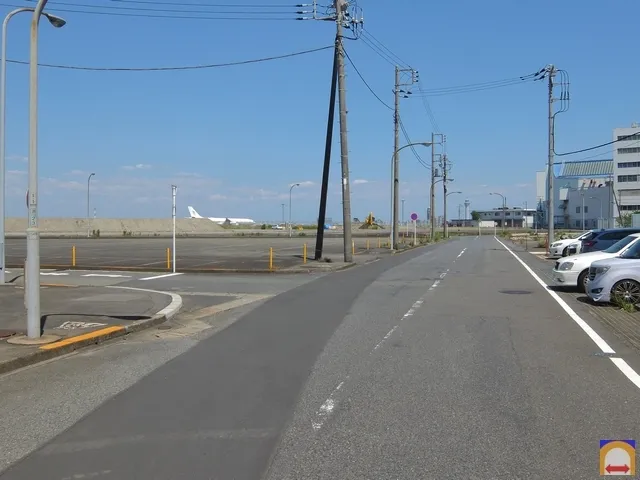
<box><xmin>138</xmin><ymin>272</ymin><xmax>184</xmax><ymax>281</ymax></box>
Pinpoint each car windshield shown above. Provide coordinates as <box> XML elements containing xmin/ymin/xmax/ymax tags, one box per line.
<box><xmin>619</xmin><ymin>238</ymin><xmax>640</xmax><ymax>258</ymax></box>
<box><xmin>603</xmin><ymin>235</ymin><xmax>638</xmax><ymax>253</ymax></box>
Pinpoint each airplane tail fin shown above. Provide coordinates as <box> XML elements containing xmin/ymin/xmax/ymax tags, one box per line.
<box><xmin>188</xmin><ymin>206</ymin><xmax>203</xmax><ymax>219</ymax></box>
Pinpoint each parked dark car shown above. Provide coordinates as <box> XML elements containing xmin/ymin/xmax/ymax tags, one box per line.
<box><xmin>580</xmin><ymin>227</ymin><xmax>640</xmax><ymax>253</ymax></box>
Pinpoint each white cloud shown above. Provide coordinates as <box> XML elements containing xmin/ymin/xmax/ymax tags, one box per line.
<box><xmin>7</xmin><ymin>154</ymin><xmax>26</xmax><ymax>162</ymax></box>
<box><xmin>515</xmin><ymin>183</ymin><xmax>529</xmax><ymax>188</ymax></box>
<box><xmin>353</xmin><ymin>179</ymin><xmax>370</xmax><ymax>185</ymax></box>
<box><xmin>7</xmin><ymin>169</ymin><xmax>26</xmax><ymax>175</ymax></box>
<box><xmin>122</xmin><ymin>164</ymin><xmax>152</xmax><ymax>171</ymax></box>
<box><xmin>291</xmin><ymin>180</ymin><xmax>315</xmax><ymax>188</ymax></box>
<box><xmin>210</xmin><ymin>193</ymin><xmax>227</xmax><ymax>201</ymax></box>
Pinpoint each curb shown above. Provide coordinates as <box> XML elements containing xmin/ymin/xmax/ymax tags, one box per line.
<box><xmin>0</xmin><ymin>286</ymin><xmax>182</xmax><ymax>376</ymax></box>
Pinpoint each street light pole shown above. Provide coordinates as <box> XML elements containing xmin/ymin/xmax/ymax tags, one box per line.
<box><xmin>171</xmin><ymin>184</ymin><xmax>176</xmax><ymax>273</ymax></box>
<box><xmin>26</xmin><ymin>0</ymin><xmax>67</xmax><ymax>339</ymax></box>
<box><xmin>0</xmin><ymin>6</ymin><xmax>65</xmax><ymax>285</ymax></box>
<box><xmin>581</xmin><ymin>192</ymin><xmax>585</xmax><ymax>231</ymax></box>
<box><xmin>490</xmin><ymin>192</ymin><xmax>506</xmax><ymax>234</ymax></box>
<box><xmin>289</xmin><ymin>183</ymin><xmax>299</xmax><ymax>238</ymax></box>
<box><xmin>86</xmin><ymin>172</ymin><xmax>95</xmax><ymax>237</ymax></box>
<box><xmin>590</xmin><ymin>196</ymin><xmax>603</xmax><ymax>228</ymax></box>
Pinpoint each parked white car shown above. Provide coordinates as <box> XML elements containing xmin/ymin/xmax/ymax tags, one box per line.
<box><xmin>587</xmin><ymin>240</ymin><xmax>640</xmax><ymax>304</ymax></box>
<box><xmin>548</xmin><ymin>230</ymin><xmax>596</xmax><ymax>257</ymax></box>
<box><xmin>553</xmin><ymin>233</ymin><xmax>640</xmax><ymax>292</ymax></box>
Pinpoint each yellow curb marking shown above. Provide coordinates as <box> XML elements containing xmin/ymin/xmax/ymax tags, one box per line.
<box><xmin>39</xmin><ymin>326</ymin><xmax>125</xmax><ymax>351</ymax></box>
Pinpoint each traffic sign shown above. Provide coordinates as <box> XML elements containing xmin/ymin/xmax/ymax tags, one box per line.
<box><xmin>599</xmin><ymin>439</ymin><xmax>635</xmax><ymax>475</ymax></box>
<box><xmin>410</xmin><ymin>213</ymin><xmax>418</xmax><ymax>221</ymax></box>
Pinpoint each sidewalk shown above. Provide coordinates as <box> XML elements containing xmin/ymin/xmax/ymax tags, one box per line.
<box><xmin>0</xmin><ymin>283</ymin><xmax>181</xmax><ymax>374</ymax></box>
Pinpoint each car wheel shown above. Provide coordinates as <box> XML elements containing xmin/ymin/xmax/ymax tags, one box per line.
<box><xmin>577</xmin><ymin>270</ymin><xmax>589</xmax><ymax>293</ymax></box>
<box><xmin>562</xmin><ymin>246</ymin><xmax>568</xmax><ymax>257</ymax></box>
<box><xmin>611</xmin><ymin>279</ymin><xmax>640</xmax><ymax>305</ymax></box>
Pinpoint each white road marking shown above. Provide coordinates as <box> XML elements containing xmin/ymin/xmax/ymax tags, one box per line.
<box><xmin>40</xmin><ymin>272</ymin><xmax>69</xmax><ymax>276</ymax></box>
<box><xmin>312</xmin><ymin>380</ymin><xmax>345</xmax><ymax>431</ymax></box>
<box><xmin>82</xmin><ymin>274</ymin><xmax>132</xmax><ymax>278</ymax></box>
<box><xmin>138</xmin><ymin>272</ymin><xmax>184</xmax><ymax>281</ymax></box>
<box><xmin>495</xmin><ymin>236</ymin><xmax>640</xmax><ymax>390</ymax></box>
<box><xmin>457</xmin><ymin>248</ymin><xmax>466</xmax><ymax>258</ymax></box>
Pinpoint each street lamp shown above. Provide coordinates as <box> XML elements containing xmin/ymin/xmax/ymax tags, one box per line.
<box><xmin>390</xmin><ymin>141</ymin><xmax>432</xmax><ymax>249</ymax></box>
<box><xmin>490</xmin><ymin>192</ymin><xmax>506</xmax><ymax>233</ymax></box>
<box><xmin>0</xmin><ymin>6</ymin><xmax>65</xmax><ymax>285</ymax></box>
<box><xmin>25</xmin><ymin>0</ymin><xmax>66</xmax><ymax>340</ymax></box>
<box><xmin>289</xmin><ymin>182</ymin><xmax>300</xmax><ymax>238</ymax></box>
<box><xmin>86</xmin><ymin>173</ymin><xmax>95</xmax><ymax>237</ymax></box>
<box><xmin>590</xmin><ymin>195</ymin><xmax>603</xmax><ymax>229</ymax></box>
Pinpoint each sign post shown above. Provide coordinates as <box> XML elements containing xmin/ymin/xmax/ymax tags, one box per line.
<box><xmin>411</xmin><ymin>213</ymin><xmax>418</xmax><ymax>245</ymax></box>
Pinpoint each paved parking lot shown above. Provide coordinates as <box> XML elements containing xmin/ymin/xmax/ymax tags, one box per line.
<box><xmin>511</xmin><ymin>241</ymin><xmax>640</xmax><ymax>353</ymax></box>
<box><xmin>5</xmin><ymin>237</ymin><xmax>389</xmax><ymax>272</ymax></box>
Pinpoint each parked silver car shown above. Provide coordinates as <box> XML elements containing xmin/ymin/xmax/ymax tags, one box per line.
<box><xmin>587</xmin><ymin>239</ymin><xmax>640</xmax><ymax>304</ymax></box>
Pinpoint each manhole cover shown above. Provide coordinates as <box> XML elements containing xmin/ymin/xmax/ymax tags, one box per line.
<box><xmin>0</xmin><ymin>329</ymin><xmax>18</xmax><ymax>339</ymax></box>
<box><xmin>593</xmin><ymin>352</ymin><xmax>619</xmax><ymax>358</ymax></box>
<box><xmin>157</xmin><ymin>325</ymin><xmax>172</xmax><ymax>330</ymax></box>
<box><xmin>499</xmin><ymin>290</ymin><xmax>532</xmax><ymax>295</ymax></box>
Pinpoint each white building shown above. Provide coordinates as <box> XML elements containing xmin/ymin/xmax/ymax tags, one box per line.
<box><xmin>474</xmin><ymin>207</ymin><xmax>536</xmax><ymax>228</ymax></box>
<box><xmin>613</xmin><ymin>123</ymin><xmax>640</xmax><ymax>214</ymax></box>
<box><xmin>536</xmin><ymin>159</ymin><xmax>614</xmax><ymax>229</ymax></box>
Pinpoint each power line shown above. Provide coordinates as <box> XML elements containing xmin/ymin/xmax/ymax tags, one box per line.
<box><xmin>2</xmin><ymin>2</ymin><xmax>299</xmax><ymax>20</ymax></box>
<box><xmin>5</xmin><ymin>44</ymin><xmax>332</xmax><ymax>71</ymax></box>
<box><xmin>556</xmin><ymin>132</ymin><xmax>640</xmax><ymax>157</ymax></box>
<box><xmin>360</xmin><ymin>29</ymin><xmax>411</xmax><ymax>69</ymax></box>
<box><xmin>108</xmin><ymin>0</ymin><xmax>298</xmax><ymax>6</ymax></box>
<box><xmin>398</xmin><ymin>116</ymin><xmax>430</xmax><ymax>170</ymax></box>
<box><xmin>39</xmin><ymin>0</ymin><xmax>300</xmax><ymax>15</ymax></box>
<box><xmin>342</xmin><ymin>47</ymin><xmax>392</xmax><ymax>110</ymax></box>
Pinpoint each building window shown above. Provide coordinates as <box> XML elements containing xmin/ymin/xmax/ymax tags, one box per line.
<box><xmin>618</xmin><ymin>161</ymin><xmax>640</xmax><ymax>168</ymax></box>
<box><xmin>584</xmin><ymin>206</ymin><xmax>588</xmax><ymax>213</ymax></box>
<box><xmin>575</xmin><ymin>220</ymin><xmax>580</xmax><ymax>228</ymax></box>
<box><xmin>505</xmin><ymin>212</ymin><xmax>510</xmax><ymax>216</ymax></box>
<box><xmin>617</xmin><ymin>147</ymin><xmax>640</xmax><ymax>154</ymax></box>
<box><xmin>618</xmin><ymin>134</ymin><xmax>640</xmax><ymax>141</ymax></box>
<box><xmin>576</xmin><ymin>206</ymin><xmax>580</xmax><ymax>213</ymax></box>
<box><xmin>620</xmin><ymin>204</ymin><xmax>640</xmax><ymax>211</ymax></box>
<box><xmin>618</xmin><ymin>175</ymin><xmax>639</xmax><ymax>182</ymax></box>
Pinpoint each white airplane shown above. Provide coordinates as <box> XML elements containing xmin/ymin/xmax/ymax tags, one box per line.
<box><xmin>187</xmin><ymin>206</ymin><xmax>255</xmax><ymax>226</ymax></box>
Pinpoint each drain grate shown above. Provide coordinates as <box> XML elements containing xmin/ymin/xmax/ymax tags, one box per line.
<box><xmin>499</xmin><ymin>290</ymin><xmax>532</xmax><ymax>295</ymax></box>
<box><xmin>592</xmin><ymin>352</ymin><xmax>619</xmax><ymax>358</ymax></box>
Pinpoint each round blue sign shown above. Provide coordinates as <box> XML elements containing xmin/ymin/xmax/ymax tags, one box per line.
<box><xmin>410</xmin><ymin>213</ymin><xmax>418</xmax><ymax>221</ymax></box>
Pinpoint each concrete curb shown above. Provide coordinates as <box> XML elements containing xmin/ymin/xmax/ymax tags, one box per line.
<box><xmin>0</xmin><ymin>286</ymin><xmax>182</xmax><ymax>376</ymax></box>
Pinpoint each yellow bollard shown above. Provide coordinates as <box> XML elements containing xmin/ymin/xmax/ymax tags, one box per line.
<box><xmin>352</xmin><ymin>240</ymin><xmax>355</xmax><ymax>255</ymax></box>
<box><xmin>366</xmin><ymin>239</ymin><xmax>370</xmax><ymax>251</ymax></box>
<box><xmin>72</xmin><ymin>245</ymin><xmax>76</xmax><ymax>267</ymax></box>
<box><xmin>167</xmin><ymin>247</ymin><xmax>171</xmax><ymax>270</ymax></box>
<box><xmin>303</xmin><ymin>243</ymin><xmax>307</xmax><ymax>264</ymax></box>
<box><xmin>269</xmin><ymin>247</ymin><xmax>274</xmax><ymax>270</ymax></box>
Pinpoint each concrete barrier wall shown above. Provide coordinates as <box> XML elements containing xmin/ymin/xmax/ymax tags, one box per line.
<box><xmin>5</xmin><ymin>217</ymin><xmax>226</xmax><ymax>238</ymax></box>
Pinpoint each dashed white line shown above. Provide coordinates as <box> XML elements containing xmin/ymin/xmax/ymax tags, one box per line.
<box><xmin>495</xmin><ymin>236</ymin><xmax>640</xmax><ymax>390</ymax></box>
<box><xmin>138</xmin><ymin>272</ymin><xmax>184</xmax><ymax>281</ymax></box>
<box><xmin>457</xmin><ymin>248</ymin><xmax>467</xmax><ymax>258</ymax></box>
<box><xmin>311</xmin><ymin>380</ymin><xmax>345</xmax><ymax>431</ymax></box>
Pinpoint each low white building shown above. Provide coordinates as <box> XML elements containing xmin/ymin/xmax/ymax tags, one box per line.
<box><xmin>474</xmin><ymin>207</ymin><xmax>537</xmax><ymax>228</ymax></box>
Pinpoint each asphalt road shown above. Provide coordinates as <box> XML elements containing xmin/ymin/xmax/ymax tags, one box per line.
<box><xmin>4</xmin><ymin>237</ymin><xmax>385</xmax><ymax>271</ymax></box>
<box><xmin>2</xmin><ymin>236</ymin><xmax>640</xmax><ymax>479</ymax></box>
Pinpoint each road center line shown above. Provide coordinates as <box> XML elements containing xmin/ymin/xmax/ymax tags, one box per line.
<box><xmin>139</xmin><ymin>272</ymin><xmax>184</xmax><ymax>281</ymax></box>
<box><xmin>311</xmin><ymin>380</ymin><xmax>345</xmax><ymax>431</ymax></box>
<box><xmin>457</xmin><ymin>248</ymin><xmax>466</xmax><ymax>258</ymax></box>
<box><xmin>494</xmin><ymin>236</ymin><xmax>640</xmax><ymax>390</ymax></box>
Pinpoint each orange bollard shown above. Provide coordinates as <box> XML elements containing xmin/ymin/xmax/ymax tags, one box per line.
<box><xmin>72</xmin><ymin>245</ymin><xmax>76</xmax><ymax>267</ymax></box>
<box><xmin>167</xmin><ymin>247</ymin><xmax>171</xmax><ymax>270</ymax></box>
<box><xmin>269</xmin><ymin>247</ymin><xmax>274</xmax><ymax>270</ymax></box>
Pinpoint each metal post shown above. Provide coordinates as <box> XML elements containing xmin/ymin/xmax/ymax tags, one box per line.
<box><xmin>1</xmin><ymin>8</ymin><xmax>34</xmax><ymax>285</ymax></box>
<box><xmin>401</xmin><ymin>198</ymin><xmax>404</xmax><ymax>236</ymax></box>
<box><xmin>289</xmin><ymin>183</ymin><xmax>299</xmax><ymax>238</ymax></box>
<box><xmin>171</xmin><ymin>184</ymin><xmax>176</xmax><ymax>273</ymax></box>
<box><xmin>392</xmin><ymin>66</ymin><xmax>400</xmax><ymax>250</ymax></box>
<box><xmin>335</xmin><ymin>0</ymin><xmax>352</xmax><ymax>262</ymax></box>
<box><xmin>547</xmin><ymin>65</ymin><xmax>556</xmax><ymax>251</ymax></box>
<box><xmin>581</xmin><ymin>192</ymin><xmax>585</xmax><ymax>231</ymax></box>
<box><xmin>86</xmin><ymin>172</ymin><xmax>94</xmax><ymax>237</ymax></box>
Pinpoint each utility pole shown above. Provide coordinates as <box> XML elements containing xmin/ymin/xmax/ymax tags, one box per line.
<box><xmin>335</xmin><ymin>0</ymin><xmax>353</xmax><ymax>262</ymax></box>
<box><xmin>535</xmin><ymin>64</ymin><xmax>569</xmax><ymax>250</ymax></box>
<box><xmin>391</xmin><ymin>66</ymin><xmax>417</xmax><ymax>250</ymax></box>
<box><xmin>171</xmin><ymin>184</ymin><xmax>176</xmax><ymax>273</ymax></box>
<box><xmin>281</xmin><ymin>203</ymin><xmax>285</xmax><ymax>225</ymax></box>
<box><xmin>303</xmin><ymin>0</ymin><xmax>362</xmax><ymax>261</ymax></box>
<box><xmin>442</xmin><ymin>154</ymin><xmax>450</xmax><ymax>238</ymax></box>
<box><xmin>430</xmin><ymin>133</ymin><xmax>444</xmax><ymax>241</ymax></box>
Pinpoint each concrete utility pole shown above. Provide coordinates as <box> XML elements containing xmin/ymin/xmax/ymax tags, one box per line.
<box><xmin>86</xmin><ymin>172</ymin><xmax>95</xmax><ymax>238</ymax></box>
<box><xmin>391</xmin><ymin>66</ymin><xmax>417</xmax><ymax>249</ymax></box>
<box><xmin>536</xmin><ymin>63</ymin><xmax>569</xmax><ymax>250</ymax></box>
<box><xmin>335</xmin><ymin>0</ymin><xmax>353</xmax><ymax>262</ymax></box>
<box><xmin>442</xmin><ymin>154</ymin><xmax>450</xmax><ymax>237</ymax></box>
<box><xmin>430</xmin><ymin>133</ymin><xmax>444</xmax><ymax>241</ymax></box>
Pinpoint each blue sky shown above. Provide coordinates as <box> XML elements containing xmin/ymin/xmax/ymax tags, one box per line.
<box><xmin>3</xmin><ymin>0</ymin><xmax>640</xmax><ymax>223</ymax></box>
